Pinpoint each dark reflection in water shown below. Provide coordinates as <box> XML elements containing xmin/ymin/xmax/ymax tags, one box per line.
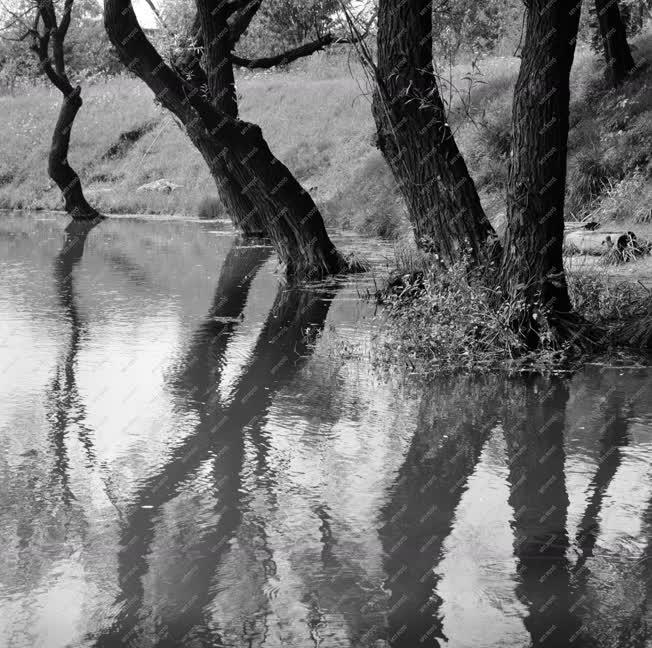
<box><xmin>502</xmin><ymin>378</ymin><xmax>590</xmax><ymax>647</ymax></box>
<box><xmin>47</xmin><ymin>220</ymin><xmax>103</xmax><ymax>503</ymax></box>
<box><xmin>1</xmin><ymin>214</ymin><xmax>651</xmax><ymax>648</ymax></box>
<box><xmin>380</xmin><ymin>377</ymin><xmax>500</xmax><ymax>646</ymax></box>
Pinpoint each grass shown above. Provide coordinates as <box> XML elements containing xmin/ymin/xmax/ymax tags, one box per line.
<box><xmin>370</xmin><ymin>251</ymin><xmax>651</xmax><ymax>375</ymax></box>
<box><xmin>1</xmin><ymin>29</ymin><xmax>651</xmax><ymax>243</ymax></box>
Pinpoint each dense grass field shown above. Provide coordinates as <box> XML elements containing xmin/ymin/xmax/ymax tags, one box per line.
<box><xmin>0</xmin><ymin>31</ymin><xmax>650</xmax><ymax>241</ymax></box>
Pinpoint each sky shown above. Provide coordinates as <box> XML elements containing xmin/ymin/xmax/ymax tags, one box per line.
<box><xmin>0</xmin><ymin>0</ymin><xmax>159</xmax><ymax>30</ymax></box>
<box><xmin>132</xmin><ymin>0</ymin><xmax>159</xmax><ymax>30</ymax></box>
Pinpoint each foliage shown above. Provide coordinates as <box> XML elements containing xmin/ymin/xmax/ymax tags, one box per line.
<box><xmin>0</xmin><ymin>0</ymin><xmax>121</xmax><ymax>82</ymax></box>
<box><xmin>584</xmin><ymin>0</ymin><xmax>652</xmax><ymax>50</ymax></box>
<box><xmin>237</xmin><ymin>0</ymin><xmax>341</xmax><ymax>57</ymax></box>
<box><xmin>431</xmin><ymin>0</ymin><xmax>524</xmax><ymax>62</ymax></box>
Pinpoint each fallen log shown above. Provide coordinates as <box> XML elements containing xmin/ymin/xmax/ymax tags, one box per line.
<box><xmin>564</xmin><ymin>228</ymin><xmax>650</xmax><ymax>260</ymax></box>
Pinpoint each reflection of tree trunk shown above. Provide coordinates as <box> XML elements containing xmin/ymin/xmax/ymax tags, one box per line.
<box><xmin>49</xmin><ymin>88</ymin><xmax>99</xmax><ymax>220</ymax></box>
<box><xmin>574</xmin><ymin>389</ymin><xmax>629</xmax><ymax>573</ymax></box>
<box><xmin>46</xmin><ymin>218</ymin><xmax>103</xmax><ymax>501</ymax></box>
<box><xmin>372</xmin><ymin>0</ymin><xmax>496</xmax><ymax>263</ymax></box>
<box><xmin>94</xmin><ymin>255</ymin><xmax>336</xmax><ymax>645</ymax></box>
<box><xmin>154</xmin><ymin>287</ymin><xmax>335</xmax><ymax>647</ymax></box>
<box><xmin>595</xmin><ymin>0</ymin><xmax>636</xmax><ymax>87</ymax></box>
<box><xmin>379</xmin><ymin>377</ymin><xmax>500</xmax><ymax>647</ymax></box>
<box><xmin>94</xmin><ymin>240</ymin><xmax>269</xmax><ymax>647</ymax></box>
<box><xmin>502</xmin><ymin>377</ymin><xmax>591</xmax><ymax>646</ymax></box>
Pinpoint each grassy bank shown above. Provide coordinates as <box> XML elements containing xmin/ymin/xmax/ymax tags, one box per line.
<box><xmin>1</xmin><ymin>29</ymin><xmax>650</xmax><ymax>243</ymax></box>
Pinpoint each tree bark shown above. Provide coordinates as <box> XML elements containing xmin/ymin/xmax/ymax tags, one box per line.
<box><xmin>105</xmin><ymin>0</ymin><xmax>350</xmax><ymax>279</ymax></box>
<box><xmin>595</xmin><ymin>0</ymin><xmax>636</xmax><ymax>87</ymax></box>
<box><xmin>500</xmin><ymin>0</ymin><xmax>582</xmax><ymax>326</ymax></box>
<box><xmin>49</xmin><ymin>86</ymin><xmax>100</xmax><ymax>220</ymax></box>
<box><xmin>372</xmin><ymin>0</ymin><xmax>497</xmax><ymax>265</ymax></box>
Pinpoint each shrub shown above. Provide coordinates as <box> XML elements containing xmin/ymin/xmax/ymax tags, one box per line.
<box><xmin>374</xmin><ymin>256</ymin><xmax>566</xmax><ymax>373</ymax></box>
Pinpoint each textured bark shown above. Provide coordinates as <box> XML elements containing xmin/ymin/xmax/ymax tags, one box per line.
<box><xmin>49</xmin><ymin>87</ymin><xmax>99</xmax><ymax>219</ymax></box>
<box><xmin>500</xmin><ymin>0</ymin><xmax>582</xmax><ymax>319</ymax></box>
<box><xmin>595</xmin><ymin>0</ymin><xmax>636</xmax><ymax>87</ymax></box>
<box><xmin>104</xmin><ymin>0</ymin><xmax>350</xmax><ymax>279</ymax></box>
<box><xmin>372</xmin><ymin>0</ymin><xmax>497</xmax><ymax>264</ymax></box>
<box><xmin>195</xmin><ymin>0</ymin><xmax>238</xmax><ymax>116</ymax></box>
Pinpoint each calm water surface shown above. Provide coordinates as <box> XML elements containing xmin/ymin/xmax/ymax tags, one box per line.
<box><xmin>1</xmin><ymin>213</ymin><xmax>651</xmax><ymax>648</ymax></box>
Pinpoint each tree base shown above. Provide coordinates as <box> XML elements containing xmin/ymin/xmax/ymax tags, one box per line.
<box><xmin>68</xmin><ymin>205</ymin><xmax>102</xmax><ymax>221</ymax></box>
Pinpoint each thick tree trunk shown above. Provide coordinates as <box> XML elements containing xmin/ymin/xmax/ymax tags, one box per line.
<box><xmin>372</xmin><ymin>0</ymin><xmax>497</xmax><ymax>264</ymax></box>
<box><xmin>49</xmin><ymin>86</ymin><xmax>99</xmax><ymax>220</ymax></box>
<box><xmin>500</xmin><ymin>0</ymin><xmax>582</xmax><ymax>327</ymax></box>
<box><xmin>105</xmin><ymin>0</ymin><xmax>350</xmax><ymax>279</ymax></box>
<box><xmin>195</xmin><ymin>0</ymin><xmax>238</xmax><ymax>117</ymax></box>
<box><xmin>595</xmin><ymin>0</ymin><xmax>636</xmax><ymax>87</ymax></box>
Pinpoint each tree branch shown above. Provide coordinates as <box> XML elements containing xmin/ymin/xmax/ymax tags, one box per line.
<box><xmin>231</xmin><ymin>30</ymin><xmax>369</xmax><ymax>69</ymax></box>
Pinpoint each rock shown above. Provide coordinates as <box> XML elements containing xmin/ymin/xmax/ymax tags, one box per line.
<box><xmin>136</xmin><ymin>179</ymin><xmax>182</xmax><ymax>194</ymax></box>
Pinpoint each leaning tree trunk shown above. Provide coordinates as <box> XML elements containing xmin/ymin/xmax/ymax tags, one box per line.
<box><xmin>500</xmin><ymin>0</ymin><xmax>582</xmax><ymax>333</ymax></box>
<box><xmin>595</xmin><ymin>0</ymin><xmax>636</xmax><ymax>87</ymax></box>
<box><xmin>372</xmin><ymin>0</ymin><xmax>497</xmax><ymax>265</ymax></box>
<box><xmin>29</xmin><ymin>0</ymin><xmax>100</xmax><ymax>222</ymax></box>
<box><xmin>105</xmin><ymin>0</ymin><xmax>349</xmax><ymax>279</ymax></box>
<box><xmin>49</xmin><ymin>86</ymin><xmax>99</xmax><ymax>220</ymax></box>
<box><xmin>190</xmin><ymin>2</ymin><xmax>267</xmax><ymax>236</ymax></box>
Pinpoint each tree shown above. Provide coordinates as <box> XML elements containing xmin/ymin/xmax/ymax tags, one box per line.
<box><xmin>593</xmin><ymin>0</ymin><xmax>636</xmax><ymax>86</ymax></box>
<box><xmin>369</xmin><ymin>0</ymin><xmax>497</xmax><ymax>265</ymax></box>
<box><xmin>500</xmin><ymin>0</ymin><xmax>584</xmax><ymax>337</ymax></box>
<box><xmin>105</xmin><ymin>0</ymin><xmax>368</xmax><ymax>279</ymax></box>
<box><xmin>2</xmin><ymin>0</ymin><xmax>100</xmax><ymax>219</ymax></box>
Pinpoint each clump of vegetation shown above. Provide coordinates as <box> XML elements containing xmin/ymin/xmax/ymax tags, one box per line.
<box><xmin>372</xmin><ymin>252</ymin><xmax>651</xmax><ymax>375</ymax></box>
<box><xmin>374</xmin><ymin>257</ymin><xmax>568</xmax><ymax>374</ymax></box>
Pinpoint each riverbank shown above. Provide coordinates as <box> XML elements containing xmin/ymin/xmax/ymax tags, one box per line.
<box><xmin>1</xmin><ymin>29</ymin><xmax>650</xmax><ymax>242</ymax></box>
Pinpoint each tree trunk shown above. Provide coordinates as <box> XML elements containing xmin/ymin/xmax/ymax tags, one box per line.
<box><xmin>595</xmin><ymin>0</ymin><xmax>636</xmax><ymax>87</ymax></box>
<box><xmin>195</xmin><ymin>0</ymin><xmax>238</xmax><ymax>117</ymax></box>
<box><xmin>372</xmin><ymin>0</ymin><xmax>497</xmax><ymax>264</ymax></box>
<box><xmin>500</xmin><ymin>0</ymin><xmax>582</xmax><ymax>329</ymax></box>
<box><xmin>49</xmin><ymin>86</ymin><xmax>100</xmax><ymax>220</ymax></box>
<box><xmin>105</xmin><ymin>0</ymin><xmax>350</xmax><ymax>279</ymax></box>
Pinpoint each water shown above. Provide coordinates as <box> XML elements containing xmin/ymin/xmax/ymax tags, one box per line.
<box><xmin>1</xmin><ymin>212</ymin><xmax>651</xmax><ymax>648</ymax></box>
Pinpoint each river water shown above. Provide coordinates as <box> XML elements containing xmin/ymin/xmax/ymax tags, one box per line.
<box><xmin>1</xmin><ymin>212</ymin><xmax>651</xmax><ymax>648</ymax></box>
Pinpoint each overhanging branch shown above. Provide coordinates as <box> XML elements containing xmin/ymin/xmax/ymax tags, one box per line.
<box><xmin>232</xmin><ymin>31</ymin><xmax>369</xmax><ymax>69</ymax></box>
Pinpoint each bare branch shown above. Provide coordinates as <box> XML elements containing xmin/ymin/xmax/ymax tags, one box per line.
<box><xmin>231</xmin><ymin>23</ymin><xmax>373</xmax><ymax>70</ymax></box>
